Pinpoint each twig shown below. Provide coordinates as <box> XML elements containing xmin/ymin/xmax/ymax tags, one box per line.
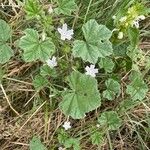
<box><xmin>0</xmin><ymin>83</ymin><xmax>20</xmax><ymax>116</ymax></box>
<box><xmin>19</xmin><ymin>101</ymin><xmax>46</xmax><ymax>131</ymax></box>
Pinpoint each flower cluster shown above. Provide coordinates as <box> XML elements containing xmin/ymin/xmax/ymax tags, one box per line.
<box><xmin>112</xmin><ymin>3</ymin><xmax>146</xmax><ymax>40</ymax></box>
<box><xmin>45</xmin><ymin>24</ymin><xmax>99</xmax><ymax>78</ymax></box>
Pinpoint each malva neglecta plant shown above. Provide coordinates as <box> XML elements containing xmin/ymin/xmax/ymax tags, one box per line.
<box><xmin>0</xmin><ymin>0</ymin><xmax>150</xmax><ymax>150</ymax></box>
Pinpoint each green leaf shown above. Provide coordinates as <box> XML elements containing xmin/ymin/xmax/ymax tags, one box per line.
<box><xmin>113</xmin><ymin>42</ymin><xmax>128</xmax><ymax>57</ymax></box>
<box><xmin>59</xmin><ymin>71</ymin><xmax>101</xmax><ymax>119</ymax></box>
<box><xmin>128</xmin><ymin>27</ymin><xmax>139</xmax><ymax>48</ymax></box>
<box><xmin>64</xmin><ymin>138</ymin><xmax>80</xmax><ymax>150</ymax></box>
<box><xmin>19</xmin><ymin>29</ymin><xmax>55</xmax><ymax>62</ymax></box>
<box><xmin>73</xmin><ymin>40</ymin><xmax>100</xmax><ymax>64</ymax></box>
<box><xmin>91</xmin><ymin>131</ymin><xmax>104</xmax><ymax>145</ymax></box>
<box><xmin>29</xmin><ymin>136</ymin><xmax>47</xmax><ymax>150</ymax></box>
<box><xmin>55</xmin><ymin>0</ymin><xmax>77</xmax><ymax>15</ymax></box>
<box><xmin>33</xmin><ymin>75</ymin><xmax>49</xmax><ymax>91</ymax></box>
<box><xmin>24</xmin><ymin>0</ymin><xmax>43</xmax><ymax>19</ymax></box>
<box><xmin>0</xmin><ymin>43</ymin><xmax>13</xmax><ymax>64</ymax></box>
<box><xmin>127</xmin><ymin>46</ymin><xmax>144</xmax><ymax>65</ymax></box>
<box><xmin>72</xmin><ymin>19</ymin><xmax>113</xmax><ymax>64</ymax></box>
<box><xmin>98</xmin><ymin>111</ymin><xmax>122</xmax><ymax>130</ymax></box>
<box><xmin>58</xmin><ymin>129</ymin><xmax>69</xmax><ymax>145</ymax></box>
<box><xmin>0</xmin><ymin>19</ymin><xmax>11</xmax><ymax>42</ymax></box>
<box><xmin>126</xmin><ymin>74</ymin><xmax>148</xmax><ymax>100</ymax></box>
<box><xmin>99</xmin><ymin>57</ymin><xmax>115</xmax><ymax>73</ymax></box>
<box><xmin>0</xmin><ymin>19</ymin><xmax>13</xmax><ymax>64</ymax></box>
<box><xmin>82</xmin><ymin>19</ymin><xmax>112</xmax><ymax>43</ymax></box>
<box><xmin>40</xmin><ymin>65</ymin><xmax>57</xmax><ymax>77</ymax></box>
<box><xmin>103</xmin><ymin>79</ymin><xmax>121</xmax><ymax>100</ymax></box>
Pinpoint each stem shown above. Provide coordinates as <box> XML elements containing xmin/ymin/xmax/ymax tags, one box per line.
<box><xmin>107</xmin><ymin>131</ymin><xmax>113</xmax><ymax>150</ymax></box>
<box><xmin>84</xmin><ymin>0</ymin><xmax>93</xmax><ymax>23</ymax></box>
<box><xmin>0</xmin><ymin>83</ymin><xmax>20</xmax><ymax>116</ymax></box>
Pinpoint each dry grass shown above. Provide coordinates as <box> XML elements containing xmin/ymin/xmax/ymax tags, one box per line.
<box><xmin>0</xmin><ymin>0</ymin><xmax>150</xmax><ymax>150</ymax></box>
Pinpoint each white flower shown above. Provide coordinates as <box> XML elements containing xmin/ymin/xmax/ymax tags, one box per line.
<box><xmin>57</xmin><ymin>23</ymin><xmax>74</xmax><ymax>40</ymax></box>
<box><xmin>58</xmin><ymin>147</ymin><xmax>65</xmax><ymax>150</ymax></box>
<box><xmin>112</xmin><ymin>15</ymin><xmax>116</xmax><ymax>20</ymax></box>
<box><xmin>48</xmin><ymin>5</ymin><xmax>53</xmax><ymax>14</ymax></box>
<box><xmin>132</xmin><ymin>15</ymin><xmax>145</xmax><ymax>29</ymax></box>
<box><xmin>118</xmin><ymin>32</ymin><xmax>124</xmax><ymax>39</ymax></box>
<box><xmin>132</xmin><ymin>20</ymin><xmax>139</xmax><ymax>28</ymax></box>
<box><xmin>85</xmin><ymin>65</ymin><xmax>98</xmax><ymax>78</ymax></box>
<box><xmin>41</xmin><ymin>32</ymin><xmax>46</xmax><ymax>41</ymax></box>
<box><xmin>62</xmin><ymin>121</ymin><xmax>71</xmax><ymax>130</ymax></box>
<box><xmin>96</xmin><ymin>124</ymin><xmax>100</xmax><ymax>128</ymax></box>
<box><xmin>137</xmin><ymin>15</ymin><xmax>145</xmax><ymax>20</ymax></box>
<box><xmin>46</xmin><ymin>56</ymin><xmax>57</xmax><ymax>68</ymax></box>
<box><xmin>119</xmin><ymin>16</ymin><xmax>127</xmax><ymax>22</ymax></box>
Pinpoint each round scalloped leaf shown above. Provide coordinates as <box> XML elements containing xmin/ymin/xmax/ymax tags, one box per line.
<box><xmin>19</xmin><ymin>29</ymin><xmax>55</xmax><ymax>62</ymax></box>
<box><xmin>98</xmin><ymin>111</ymin><xmax>122</xmax><ymax>130</ymax></box>
<box><xmin>0</xmin><ymin>19</ymin><xmax>11</xmax><ymax>42</ymax></box>
<box><xmin>126</xmin><ymin>76</ymin><xmax>148</xmax><ymax>100</ymax></box>
<box><xmin>72</xmin><ymin>19</ymin><xmax>113</xmax><ymax>64</ymax></box>
<box><xmin>29</xmin><ymin>136</ymin><xmax>47</xmax><ymax>150</ymax></box>
<box><xmin>99</xmin><ymin>57</ymin><xmax>115</xmax><ymax>73</ymax></box>
<box><xmin>0</xmin><ymin>43</ymin><xmax>13</xmax><ymax>64</ymax></box>
<box><xmin>72</xmin><ymin>40</ymin><xmax>100</xmax><ymax>64</ymax></box>
<box><xmin>55</xmin><ymin>0</ymin><xmax>77</xmax><ymax>15</ymax></box>
<box><xmin>103</xmin><ymin>78</ymin><xmax>121</xmax><ymax>100</ymax></box>
<box><xmin>82</xmin><ymin>19</ymin><xmax>112</xmax><ymax>43</ymax></box>
<box><xmin>59</xmin><ymin>71</ymin><xmax>101</xmax><ymax>119</ymax></box>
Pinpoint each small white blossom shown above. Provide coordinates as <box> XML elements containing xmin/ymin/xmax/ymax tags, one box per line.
<box><xmin>48</xmin><ymin>5</ymin><xmax>53</xmax><ymax>14</ymax></box>
<box><xmin>85</xmin><ymin>65</ymin><xmax>98</xmax><ymax>78</ymax></box>
<box><xmin>137</xmin><ymin>15</ymin><xmax>146</xmax><ymax>21</ymax></box>
<box><xmin>119</xmin><ymin>16</ymin><xmax>127</xmax><ymax>22</ymax></box>
<box><xmin>132</xmin><ymin>15</ymin><xmax>146</xmax><ymax>29</ymax></box>
<box><xmin>46</xmin><ymin>56</ymin><xmax>57</xmax><ymax>68</ymax></box>
<box><xmin>62</xmin><ymin>121</ymin><xmax>71</xmax><ymax>130</ymax></box>
<box><xmin>132</xmin><ymin>20</ymin><xmax>139</xmax><ymax>28</ymax></box>
<box><xmin>96</xmin><ymin>124</ymin><xmax>100</xmax><ymax>128</ymax></box>
<box><xmin>41</xmin><ymin>32</ymin><xmax>46</xmax><ymax>41</ymax></box>
<box><xmin>118</xmin><ymin>32</ymin><xmax>124</xmax><ymax>39</ymax></box>
<box><xmin>112</xmin><ymin>15</ymin><xmax>116</xmax><ymax>20</ymax></box>
<box><xmin>58</xmin><ymin>147</ymin><xmax>65</xmax><ymax>150</ymax></box>
<box><xmin>57</xmin><ymin>23</ymin><xmax>74</xmax><ymax>40</ymax></box>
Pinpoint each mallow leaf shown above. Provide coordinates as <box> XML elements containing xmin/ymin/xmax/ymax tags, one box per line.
<box><xmin>103</xmin><ymin>78</ymin><xmax>121</xmax><ymax>100</ymax></box>
<box><xmin>55</xmin><ymin>0</ymin><xmax>77</xmax><ymax>15</ymax></box>
<box><xmin>40</xmin><ymin>65</ymin><xmax>57</xmax><ymax>77</ymax></box>
<box><xmin>126</xmin><ymin>75</ymin><xmax>148</xmax><ymax>100</ymax></box>
<box><xmin>29</xmin><ymin>136</ymin><xmax>47</xmax><ymax>150</ymax></box>
<box><xmin>19</xmin><ymin>29</ymin><xmax>55</xmax><ymax>62</ymax></box>
<box><xmin>24</xmin><ymin>0</ymin><xmax>43</xmax><ymax>19</ymax></box>
<box><xmin>0</xmin><ymin>19</ymin><xmax>11</xmax><ymax>41</ymax></box>
<box><xmin>73</xmin><ymin>40</ymin><xmax>100</xmax><ymax>64</ymax></box>
<box><xmin>98</xmin><ymin>111</ymin><xmax>122</xmax><ymax>130</ymax></box>
<box><xmin>59</xmin><ymin>71</ymin><xmax>101</xmax><ymax>119</ymax></box>
<box><xmin>99</xmin><ymin>57</ymin><xmax>115</xmax><ymax>73</ymax></box>
<box><xmin>128</xmin><ymin>27</ymin><xmax>139</xmax><ymax>48</ymax></box>
<box><xmin>82</xmin><ymin>19</ymin><xmax>112</xmax><ymax>43</ymax></box>
<box><xmin>64</xmin><ymin>138</ymin><xmax>80</xmax><ymax>150</ymax></box>
<box><xmin>0</xmin><ymin>19</ymin><xmax>13</xmax><ymax>64</ymax></box>
<box><xmin>72</xmin><ymin>19</ymin><xmax>113</xmax><ymax>64</ymax></box>
<box><xmin>0</xmin><ymin>44</ymin><xmax>13</xmax><ymax>64</ymax></box>
<box><xmin>91</xmin><ymin>131</ymin><xmax>104</xmax><ymax>145</ymax></box>
<box><xmin>33</xmin><ymin>75</ymin><xmax>49</xmax><ymax>91</ymax></box>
